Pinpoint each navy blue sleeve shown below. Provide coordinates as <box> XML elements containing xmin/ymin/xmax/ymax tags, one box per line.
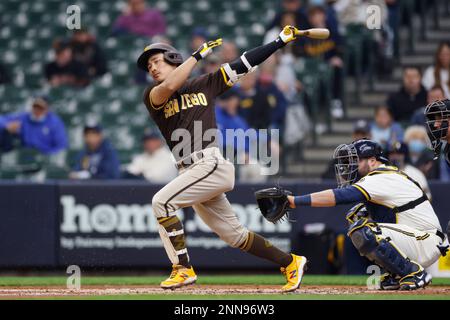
<box><xmin>72</xmin><ymin>151</ymin><xmax>84</xmax><ymax>171</ymax></box>
<box><xmin>333</xmin><ymin>186</ymin><xmax>366</xmax><ymax>204</ymax></box>
<box><xmin>94</xmin><ymin>145</ymin><xmax>120</xmax><ymax>179</ymax></box>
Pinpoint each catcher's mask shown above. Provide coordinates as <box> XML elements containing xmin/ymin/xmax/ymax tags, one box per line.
<box><xmin>424</xmin><ymin>99</ymin><xmax>450</xmax><ymax>160</ymax></box>
<box><xmin>333</xmin><ymin>143</ymin><xmax>359</xmax><ymax>188</ymax></box>
<box><xmin>137</xmin><ymin>43</ymin><xmax>183</xmax><ymax>71</ymax></box>
<box><xmin>333</xmin><ymin>139</ymin><xmax>389</xmax><ymax>188</ymax></box>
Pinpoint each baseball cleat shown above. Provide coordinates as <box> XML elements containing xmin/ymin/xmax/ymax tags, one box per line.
<box><xmin>379</xmin><ymin>273</ymin><xmax>400</xmax><ymax>290</ymax></box>
<box><xmin>399</xmin><ymin>268</ymin><xmax>432</xmax><ymax>291</ymax></box>
<box><xmin>280</xmin><ymin>254</ymin><xmax>308</xmax><ymax>293</ymax></box>
<box><xmin>160</xmin><ymin>264</ymin><xmax>197</xmax><ymax>289</ymax></box>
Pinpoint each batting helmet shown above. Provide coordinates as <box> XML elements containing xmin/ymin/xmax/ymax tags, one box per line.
<box><xmin>137</xmin><ymin>43</ymin><xmax>183</xmax><ymax>71</ymax></box>
<box><xmin>424</xmin><ymin>99</ymin><xmax>450</xmax><ymax>159</ymax></box>
<box><xmin>333</xmin><ymin>139</ymin><xmax>389</xmax><ymax>187</ymax></box>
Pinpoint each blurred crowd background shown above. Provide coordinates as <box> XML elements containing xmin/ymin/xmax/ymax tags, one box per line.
<box><xmin>0</xmin><ymin>0</ymin><xmax>449</xmax><ymax>189</ymax></box>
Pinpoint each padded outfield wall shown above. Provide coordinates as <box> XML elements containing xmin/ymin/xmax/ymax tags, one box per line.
<box><xmin>0</xmin><ymin>181</ymin><xmax>449</xmax><ymax>273</ymax></box>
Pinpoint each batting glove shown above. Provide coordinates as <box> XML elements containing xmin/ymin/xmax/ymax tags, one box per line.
<box><xmin>278</xmin><ymin>25</ymin><xmax>298</xmax><ymax>44</ymax></box>
<box><xmin>192</xmin><ymin>38</ymin><xmax>223</xmax><ymax>61</ymax></box>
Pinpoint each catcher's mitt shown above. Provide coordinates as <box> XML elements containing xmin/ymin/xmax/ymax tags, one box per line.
<box><xmin>255</xmin><ymin>187</ymin><xmax>293</xmax><ymax>223</ymax></box>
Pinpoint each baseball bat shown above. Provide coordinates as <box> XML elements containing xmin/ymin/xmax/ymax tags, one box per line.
<box><xmin>294</xmin><ymin>28</ymin><xmax>330</xmax><ymax>40</ymax></box>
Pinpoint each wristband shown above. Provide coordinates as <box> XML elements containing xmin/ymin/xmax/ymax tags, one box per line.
<box><xmin>192</xmin><ymin>52</ymin><xmax>202</xmax><ymax>61</ymax></box>
<box><xmin>294</xmin><ymin>195</ymin><xmax>311</xmax><ymax>206</ymax></box>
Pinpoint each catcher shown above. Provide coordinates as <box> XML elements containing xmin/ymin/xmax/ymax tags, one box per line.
<box><xmin>137</xmin><ymin>26</ymin><xmax>307</xmax><ymax>292</ymax></box>
<box><xmin>256</xmin><ymin>139</ymin><xmax>449</xmax><ymax>290</ymax></box>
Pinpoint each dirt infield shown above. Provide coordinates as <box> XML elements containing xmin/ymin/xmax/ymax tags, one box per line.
<box><xmin>0</xmin><ymin>285</ymin><xmax>449</xmax><ymax>298</ymax></box>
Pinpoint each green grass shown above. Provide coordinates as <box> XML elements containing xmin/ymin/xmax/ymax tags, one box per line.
<box><xmin>1</xmin><ymin>275</ymin><xmax>449</xmax><ymax>300</ymax></box>
<box><xmin>1</xmin><ymin>275</ymin><xmax>450</xmax><ymax>287</ymax></box>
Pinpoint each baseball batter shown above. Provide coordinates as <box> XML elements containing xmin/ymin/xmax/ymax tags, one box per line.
<box><xmin>136</xmin><ymin>26</ymin><xmax>307</xmax><ymax>291</ymax></box>
<box><xmin>280</xmin><ymin>139</ymin><xmax>449</xmax><ymax>290</ymax></box>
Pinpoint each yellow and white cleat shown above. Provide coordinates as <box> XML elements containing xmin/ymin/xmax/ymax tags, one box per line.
<box><xmin>280</xmin><ymin>254</ymin><xmax>308</xmax><ymax>293</ymax></box>
<box><xmin>160</xmin><ymin>264</ymin><xmax>197</xmax><ymax>289</ymax></box>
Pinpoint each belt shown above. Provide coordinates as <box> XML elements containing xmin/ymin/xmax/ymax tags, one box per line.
<box><xmin>175</xmin><ymin>151</ymin><xmax>204</xmax><ymax>170</ymax></box>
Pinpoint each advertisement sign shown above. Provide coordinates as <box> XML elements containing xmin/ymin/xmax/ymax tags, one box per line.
<box><xmin>58</xmin><ymin>182</ymin><xmax>293</xmax><ymax>268</ymax></box>
<box><xmin>0</xmin><ymin>183</ymin><xmax>58</xmax><ymax>267</ymax></box>
<box><xmin>1</xmin><ymin>181</ymin><xmax>449</xmax><ymax>272</ymax></box>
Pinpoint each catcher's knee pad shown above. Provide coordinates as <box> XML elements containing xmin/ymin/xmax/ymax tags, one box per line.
<box><xmin>348</xmin><ymin>219</ymin><xmax>420</xmax><ymax>277</ymax></box>
<box><xmin>347</xmin><ymin>219</ymin><xmax>379</xmax><ymax>255</ymax></box>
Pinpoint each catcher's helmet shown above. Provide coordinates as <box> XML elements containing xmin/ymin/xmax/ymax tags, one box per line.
<box><xmin>137</xmin><ymin>43</ymin><xmax>183</xmax><ymax>71</ymax></box>
<box><xmin>333</xmin><ymin>139</ymin><xmax>389</xmax><ymax>188</ymax></box>
<box><xmin>353</xmin><ymin>139</ymin><xmax>389</xmax><ymax>163</ymax></box>
<box><xmin>424</xmin><ymin>99</ymin><xmax>450</xmax><ymax>159</ymax></box>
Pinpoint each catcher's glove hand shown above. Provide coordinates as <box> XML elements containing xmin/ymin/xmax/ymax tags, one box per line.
<box><xmin>192</xmin><ymin>38</ymin><xmax>223</xmax><ymax>61</ymax></box>
<box><xmin>255</xmin><ymin>187</ymin><xmax>293</xmax><ymax>223</ymax></box>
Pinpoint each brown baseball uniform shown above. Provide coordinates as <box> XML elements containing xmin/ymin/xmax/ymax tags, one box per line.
<box><xmin>138</xmin><ymin>27</ymin><xmax>308</xmax><ymax>292</ymax></box>
<box><xmin>144</xmin><ymin>68</ymin><xmax>250</xmax><ymax>265</ymax></box>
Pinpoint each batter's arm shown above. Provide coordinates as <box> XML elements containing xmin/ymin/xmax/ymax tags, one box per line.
<box><xmin>150</xmin><ymin>57</ymin><xmax>198</xmax><ymax>106</ymax></box>
<box><xmin>151</xmin><ymin>39</ymin><xmax>223</xmax><ymax>106</ymax></box>
<box><xmin>221</xmin><ymin>25</ymin><xmax>297</xmax><ymax>86</ymax></box>
<box><xmin>287</xmin><ymin>186</ymin><xmax>366</xmax><ymax>208</ymax></box>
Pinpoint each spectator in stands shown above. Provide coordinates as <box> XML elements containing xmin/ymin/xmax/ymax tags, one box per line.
<box><xmin>239</xmin><ymin>71</ymin><xmax>288</xmax><ymax>132</ymax></box>
<box><xmin>112</xmin><ymin>0</ymin><xmax>166</xmax><ymax>37</ymax></box>
<box><xmin>352</xmin><ymin>118</ymin><xmax>372</xmax><ymax>141</ymax></box>
<box><xmin>125</xmin><ymin>130</ymin><xmax>177</xmax><ymax>182</ymax></box>
<box><xmin>334</xmin><ymin>0</ymin><xmax>393</xmax><ymax>75</ymax></box>
<box><xmin>265</xmin><ymin>11</ymin><xmax>302</xmax><ymax>57</ymax></box>
<box><xmin>385</xmin><ymin>0</ymin><xmax>400</xmax><ymax>58</ymax></box>
<box><xmin>422</xmin><ymin>41</ymin><xmax>450</xmax><ymax>99</ymax></box>
<box><xmin>204</xmin><ymin>54</ymin><xmax>222</xmax><ymax>75</ymax></box>
<box><xmin>215</xmin><ymin>89</ymin><xmax>267</xmax><ymax>183</ymax></box>
<box><xmin>0</xmin><ymin>62</ymin><xmax>11</xmax><ymax>85</ymax></box>
<box><xmin>189</xmin><ymin>27</ymin><xmax>209</xmax><ymax>54</ymax></box>
<box><xmin>238</xmin><ymin>69</ymin><xmax>287</xmax><ymax>167</ymax></box>
<box><xmin>219</xmin><ymin>41</ymin><xmax>239</xmax><ymax>63</ymax></box>
<box><xmin>0</xmin><ymin>96</ymin><xmax>68</xmax><ymax>155</ymax></box>
<box><xmin>185</xmin><ymin>27</ymin><xmax>209</xmax><ymax>77</ymax></box>
<box><xmin>404</xmin><ymin>125</ymin><xmax>430</xmax><ymax>165</ymax></box>
<box><xmin>299</xmin><ymin>5</ymin><xmax>344</xmax><ymax>118</ymax></box>
<box><xmin>386</xmin><ymin>66</ymin><xmax>428</xmax><ymax>123</ymax></box>
<box><xmin>267</xmin><ymin>0</ymin><xmax>308</xmax><ymax>33</ymax></box>
<box><xmin>263</xmin><ymin>13</ymin><xmax>301</xmax><ymax>102</ymax></box>
<box><xmin>321</xmin><ymin>118</ymin><xmax>371</xmax><ymax>179</ymax></box>
<box><xmin>410</xmin><ymin>85</ymin><xmax>446</xmax><ymax>126</ymax></box>
<box><xmin>70</xmin><ymin>28</ymin><xmax>108</xmax><ymax>78</ymax></box>
<box><xmin>403</xmin><ymin>125</ymin><xmax>439</xmax><ymax>179</ymax></box>
<box><xmin>216</xmin><ymin>88</ymin><xmax>249</xmax><ymax>155</ymax></box>
<box><xmin>386</xmin><ymin>141</ymin><xmax>432</xmax><ymax>200</ymax></box>
<box><xmin>334</xmin><ymin>0</ymin><xmax>388</xmax><ymax>28</ymax></box>
<box><xmin>44</xmin><ymin>39</ymin><xmax>89</xmax><ymax>87</ymax></box>
<box><xmin>370</xmin><ymin>105</ymin><xmax>403</xmax><ymax>149</ymax></box>
<box><xmin>70</xmin><ymin>124</ymin><xmax>120</xmax><ymax>180</ymax></box>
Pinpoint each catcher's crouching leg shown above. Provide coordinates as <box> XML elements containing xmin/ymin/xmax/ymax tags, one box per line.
<box><xmin>348</xmin><ymin>219</ymin><xmax>431</xmax><ymax>290</ymax></box>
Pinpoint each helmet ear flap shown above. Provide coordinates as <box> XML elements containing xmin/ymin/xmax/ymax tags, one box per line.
<box><xmin>163</xmin><ymin>52</ymin><xmax>183</xmax><ymax>65</ymax></box>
